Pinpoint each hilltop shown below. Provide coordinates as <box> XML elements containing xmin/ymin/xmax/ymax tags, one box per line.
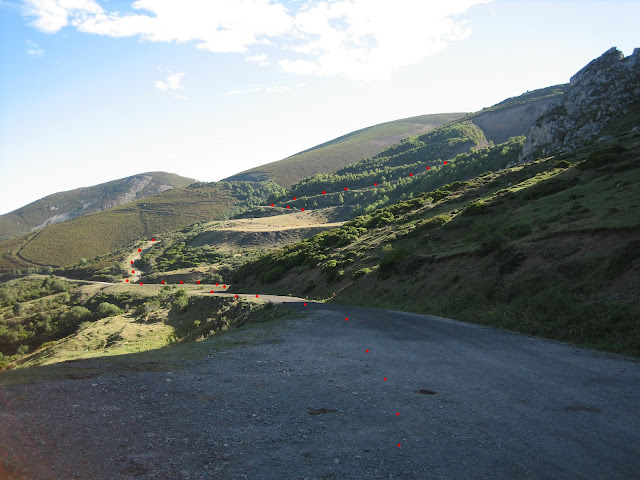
<box><xmin>0</xmin><ymin>172</ymin><xmax>196</xmax><ymax>241</ymax></box>
<box><xmin>223</xmin><ymin>112</ymin><xmax>466</xmax><ymax>187</ymax></box>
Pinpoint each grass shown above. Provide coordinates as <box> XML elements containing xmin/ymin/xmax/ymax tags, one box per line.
<box><xmin>232</xmin><ymin>108</ymin><xmax>640</xmax><ymax>357</ymax></box>
<box><xmin>0</xmin><ymin>172</ymin><xmax>196</xmax><ymax>241</ymax></box>
<box><xmin>0</xmin><ymin>182</ymin><xmax>278</xmax><ymax>270</ymax></box>
<box><xmin>225</xmin><ymin>112</ymin><xmax>467</xmax><ymax>187</ymax></box>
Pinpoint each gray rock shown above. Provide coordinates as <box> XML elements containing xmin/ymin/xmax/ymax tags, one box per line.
<box><xmin>520</xmin><ymin>47</ymin><xmax>640</xmax><ymax>163</ymax></box>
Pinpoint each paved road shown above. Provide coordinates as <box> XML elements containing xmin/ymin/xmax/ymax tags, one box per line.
<box><xmin>1</xmin><ymin>302</ymin><xmax>639</xmax><ymax>479</ymax></box>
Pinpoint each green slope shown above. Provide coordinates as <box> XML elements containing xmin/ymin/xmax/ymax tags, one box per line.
<box><xmin>224</xmin><ymin>112</ymin><xmax>467</xmax><ymax>188</ymax></box>
<box><xmin>233</xmin><ymin>104</ymin><xmax>640</xmax><ymax>357</ymax></box>
<box><xmin>0</xmin><ymin>172</ymin><xmax>197</xmax><ymax>241</ymax></box>
<box><xmin>0</xmin><ymin>182</ymin><xmax>284</xmax><ymax>270</ymax></box>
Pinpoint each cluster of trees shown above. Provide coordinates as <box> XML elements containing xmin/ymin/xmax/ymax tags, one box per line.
<box><xmin>273</xmin><ymin>135</ymin><xmax>525</xmax><ymax>218</ymax></box>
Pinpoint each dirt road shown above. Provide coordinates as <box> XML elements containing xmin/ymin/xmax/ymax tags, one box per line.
<box><xmin>1</xmin><ymin>302</ymin><xmax>639</xmax><ymax>479</ymax></box>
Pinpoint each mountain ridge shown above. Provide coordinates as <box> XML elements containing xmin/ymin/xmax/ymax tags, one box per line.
<box><xmin>0</xmin><ymin>172</ymin><xmax>197</xmax><ymax>241</ymax></box>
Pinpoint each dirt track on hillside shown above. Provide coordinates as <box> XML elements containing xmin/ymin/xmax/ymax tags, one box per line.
<box><xmin>1</xmin><ymin>301</ymin><xmax>639</xmax><ymax>479</ymax></box>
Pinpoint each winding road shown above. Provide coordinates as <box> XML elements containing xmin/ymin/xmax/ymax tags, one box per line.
<box><xmin>1</xmin><ymin>301</ymin><xmax>639</xmax><ymax>479</ymax></box>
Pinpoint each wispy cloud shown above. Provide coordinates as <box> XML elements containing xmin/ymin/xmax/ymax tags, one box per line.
<box><xmin>225</xmin><ymin>85</ymin><xmax>290</xmax><ymax>95</ymax></box>
<box><xmin>155</xmin><ymin>72</ymin><xmax>186</xmax><ymax>98</ymax></box>
<box><xmin>246</xmin><ymin>54</ymin><xmax>271</xmax><ymax>67</ymax></box>
<box><xmin>21</xmin><ymin>0</ymin><xmax>492</xmax><ymax>80</ymax></box>
<box><xmin>26</xmin><ymin>39</ymin><xmax>44</xmax><ymax>56</ymax></box>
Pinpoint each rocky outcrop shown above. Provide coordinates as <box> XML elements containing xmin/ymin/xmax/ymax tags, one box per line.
<box><xmin>520</xmin><ymin>47</ymin><xmax>640</xmax><ymax>162</ymax></box>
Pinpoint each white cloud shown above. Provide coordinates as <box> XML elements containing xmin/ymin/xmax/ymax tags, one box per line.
<box><xmin>246</xmin><ymin>54</ymin><xmax>271</xmax><ymax>67</ymax></box>
<box><xmin>225</xmin><ymin>85</ymin><xmax>289</xmax><ymax>95</ymax></box>
<box><xmin>155</xmin><ymin>72</ymin><xmax>185</xmax><ymax>91</ymax></box>
<box><xmin>26</xmin><ymin>40</ymin><xmax>45</xmax><ymax>56</ymax></box>
<box><xmin>21</xmin><ymin>0</ymin><xmax>492</xmax><ymax>80</ymax></box>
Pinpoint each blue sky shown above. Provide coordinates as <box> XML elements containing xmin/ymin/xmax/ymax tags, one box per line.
<box><xmin>0</xmin><ymin>0</ymin><xmax>639</xmax><ymax>215</ymax></box>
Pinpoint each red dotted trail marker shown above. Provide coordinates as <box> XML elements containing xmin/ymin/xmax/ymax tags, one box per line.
<box><xmin>444</xmin><ymin>161</ymin><xmax>448</xmax><ymax>165</ymax></box>
<box><xmin>374</xmin><ymin>183</ymin><xmax>378</xmax><ymax>186</ymax></box>
<box><xmin>223</xmin><ymin>285</ymin><xmax>227</xmax><ymax>289</ymax></box>
<box><xmin>409</xmin><ymin>173</ymin><xmax>413</xmax><ymax>177</ymax></box>
<box><xmin>161</xmin><ymin>281</ymin><xmax>165</xmax><ymax>284</ymax></box>
<box><xmin>235</xmin><ymin>294</ymin><xmax>239</xmax><ymax>298</ymax></box>
<box><xmin>396</xmin><ymin>412</ymin><xmax>400</xmax><ymax>416</ymax></box>
<box><xmin>344</xmin><ymin>187</ymin><xmax>348</xmax><ymax>191</ymax></box>
<box><xmin>152</xmin><ymin>238</ymin><xmax>155</xmax><ymax>241</ymax></box>
<box><xmin>132</xmin><ymin>270</ymin><xmax>135</xmax><ymax>273</ymax></box>
<box><xmin>256</xmin><ymin>294</ymin><xmax>259</xmax><ymax>298</ymax></box>
<box><xmin>293</xmin><ymin>197</ymin><xmax>297</xmax><ymax>200</ymax></box>
<box><xmin>180</xmin><ymin>281</ymin><xmax>183</xmax><ymax>284</ymax></box>
<box><xmin>365</xmin><ymin>349</ymin><xmax>369</xmax><ymax>353</ymax></box>
<box><xmin>303</xmin><ymin>302</ymin><xmax>307</xmax><ymax>306</ymax></box>
<box><xmin>398</xmin><ymin>443</ymin><xmax>401</xmax><ymax>448</ymax></box>
<box><xmin>322</xmin><ymin>191</ymin><xmax>326</xmax><ymax>195</ymax></box>
<box><xmin>216</xmin><ymin>283</ymin><xmax>219</xmax><ymax>286</ymax></box>
<box><xmin>210</xmin><ymin>290</ymin><xmax>214</xmax><ymax>293</ymax></box>
<box><xmin>287</xmin><ymin>206</ymin><xmax>290</xmax><ymax>209</ymax></box>
<box><xmin>383</xmin><ymin>377</ymin><xmax>387</xmax><ymax>381</ymax></box>
<box><xmin>130</xmin><ymin>260</ymin><xmax>134</xmax><ymax>264</ymax></box>
<box><xmin>426</xmin><ymin>166</ymin><xmax>430</xmax><ymax>170</ymax></box>
<box><xmin>140</xmin><ymin>282</ymin><xmax>143</xmax><ymax>285</ymax></box>
<box><xmin>138</xmin><ymin>248</ymin><xmax>141</xmax><ymax>252</ymax></box>
<box><xmin>271</xmin><ymin>203</ymin><xmax>274</xmax><ymax>207</ymax></box>
<box><xmin>197</xmin><ymin>280</ymin><xmax>200</xmax><ymax>284</ymax></box>
<box><xmin>126</xmin><ymin>279</ymin><xmax>129</xmax><ymax>282</ymax></box>
<box><xmin>301</xmin><ymin>208</ymin><xmax>305</xmax><ymax>211</ymax></box>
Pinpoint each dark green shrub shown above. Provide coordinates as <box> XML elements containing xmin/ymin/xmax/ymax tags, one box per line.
<box><xmin>59</xmin><ymin>306</ymin><xmax>92</xmax><ymax>334</ymax></box>
<box><xmin>353</xmin><ymin>268</ymin><xmax>371</xmax><ymax>278</ymax></box>
<box><xmin>378</xmin><ymin>248</ymin><xmax>410</xmax><ymax>279</ymax></box>
<box><xmin>94</xmin><ymin>302</ymin><xmax>123</xmax><ymax>319</ymax></box>
<box><xmin>462</xmin><ymin>200</ymin><xmax>487</xmax><ymax>216</ymax></box>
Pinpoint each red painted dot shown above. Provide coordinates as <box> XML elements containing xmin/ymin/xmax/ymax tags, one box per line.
<box><xmin>223</xmin><ymin>285</ymin><xmax>226</xmax><ymax>289</ymax></box>
<box><xmin>271</xmin><ymin>203</ymin><xmax>274</xmax><ymax>207</ymax></box>
<box><xmin>398</xmin><ymin>443</ymin><xmax>401</xmax><ymax>447</ymax></box>
<box><xmin>301</xmin><ymin>208</ymin><xmax>305</xmax><ymax>211</ymax></box>
<box><xmin>426</xmin><ymin>166</ymin><xmax>430</xmax><ymax>170</ymax></box>
<box><xmin>444</xmin><ymin>161</ymin><xmax>448</xmax><ymax>165</ymax></box>
<box><xmin>130</xmin><ymin>260</ymin><xmax>134</xmax><ymax>264</ymax></box>
<box><xmin>210</xmin><ymin>290</ymin><xmax>214</xmax><ymax>293</ymax></box>
<box><xmin>322</xmin><ymin>191</ymin><xmax>326</xmax><ymax>195</ymax></box>
<box><xmin>180</xmin><ymin>281</ymin><xmax>183</xmax><ymax>284</ymax></box>
<box><xmin>216</xmin><ymin>283</ymin><xmax>219</xmax><ymax>286</ymax></box>
<box><xmin>409</xmin><ymin>173</ymin><xmax>413</xmax><ymax>177</ymax></box>
<box><xmin>396</xmin><ymin>412</ymin><xmax>400</xmax><ymax>416</ymax></box>
<box><xmin>151</xmin><ymin>238</ymin><xmax>155</xmax><ymax>241</ymax></box>
<box><xmin>256</xmin><ymin>294</ymin><xmax>259</xmax><ymax>298</ymax></box>
<box><xmin>303</xmin><ymin>302</ymin><xmax>307</xmax><ymax>306</ymax></box>
<box><xmin>132</xmin><ymin>270</ymin><xmax>135</xmax><ymax>273</ymax></box>
<box><xmin>344</xmin><ymin>187</ymin><xmax>348</xmax><ymax>191</ymax></box>
<box><xmin>126</xmin><ymin>279</ymin><xmax>129</xmax><ymax>282</ymax></box>
<box><xmin>235</xmin><ymin>294</ymin><xmax>239</xmax><ymax>298</ymax></box>
<box><xmin>374</xmin><ymin>183</ymin><xmax>378</xmax><ymax>186</ymax></box>
<box><xmin>138</xmin><ymin>248</ymin><xmax>141</xmax><ymax>252</ymax></box>
<box><xmin>287</xmin><ymin>206</ymin><xmax>290</xmax><ymax>209</ymax></box>
<box><xmin>140</xmin><ymin>282</ymin><xmax>143</xmax><ymax>285</ymax></box>
<box><xmin>161</xmin><ymin>281</ymin><xmax>165</xmax><ymax>284</ymax></box>
<box><xmin>365</xmin><ymin>349</ymin><xmax>369</xmax><ymax>353</ymax></box>
<box><xmin>197</xmin><ymin>280</ymin><xmax>200</xmax><ymax>284</ymax></box>
<box><xmin>383</xmin><ymin>377</ymin><xmax>387</xmax><ymax>381</ymax></box>
<box><xmin>293</xmin><ymin>197</ymin><xmax>297</xmax><ymax>200</ymax></box>
<box><xmin>345</xmin><ymin>317</ymin><xmax>348</xmax><ymax>321</ymax></box>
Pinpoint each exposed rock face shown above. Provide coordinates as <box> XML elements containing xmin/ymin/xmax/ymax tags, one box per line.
<box><xmin>520</xmin><ymin>47</ymin><xmax>640</xmax><ymax>162</ymax></box>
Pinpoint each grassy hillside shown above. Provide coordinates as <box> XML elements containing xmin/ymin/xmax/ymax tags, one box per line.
<box><xmin>463</xmin><ymin>84</ymin><xmax>569</xmax><ymax>143</ymax></box>
<box><xmin>272</xmin><ymin>122</ymin><xmax>525</xmax><ymax>216</ymax></box>
<box><xmin>224</xmin><ymin>112</ymin><xmax>466</xmax><ymax>187</ymax></box>
<box><xmin>0</xmin><ymin>172</ymin><xmax>197</xmax><ymax>241</ymax></box>
<box><xmin>233</xmin><ymin>105</ymin><xmax>640</xmax><ymax>357</ymax></box>
<box><xmin>0</xmin><ymin>182</ymin><xmax>285</xmax><ymax>271</ymax></box>
<box><xmin>0</xmin><ymin>276</ymin><xmax>289</xmax><ymax>369</ymax></box>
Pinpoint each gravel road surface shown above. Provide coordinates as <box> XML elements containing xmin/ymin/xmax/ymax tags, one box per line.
<box><xmin>1</xmin><ymin>301</ymin><xmax>639</xmax><ymax>479</ymax></box>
